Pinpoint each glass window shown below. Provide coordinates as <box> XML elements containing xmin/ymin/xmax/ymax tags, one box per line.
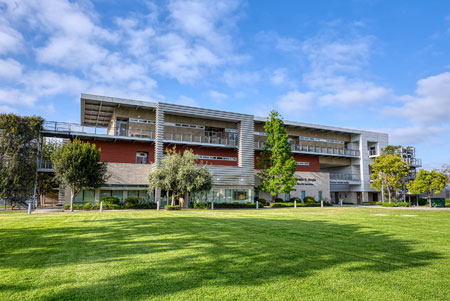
<box><xmin>112</xmin><ymin>190</ymin><xmax>123</xmax><ymax>201</ymax></box>
<box><xmin>136</xmin><ymin>152</ymin><xmax>148</xmax><ymax>164</ymax></box>
<box><xmin>100</xmin><ymin>190</ymin><xmax>112</xmax><ymax>200</ymax></box>
<box><xmin>318</xmin><ymin>191</ymin><xmax>323</xmax><ymax>201</ymax></box>
<box><xmin>285</xmin><ymin>193</ymin><xmax>290</xmax><ymax>201</ymax></box>
<box><xmin>74</xmin><ymin>190</ymin><xmax>95</xmax><ymax>203</ymax></box>
<box><xmin>232</xmin><ymin>189</ymin><xmax>249</xmax><ymax>201</ymax></box>
<box><xmin>301</xmin><ymin>191</ymin><xmax>306</xmax><ymax>200</ymax></box>
<box><xmin>128</xmin><ymin>190</ymin><xmax>138</xmax><ymax>197</ymax></box>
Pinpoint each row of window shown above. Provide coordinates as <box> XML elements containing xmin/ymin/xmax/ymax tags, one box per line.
<box><xmin>295</xmin><ymin>161</ymin><xmax>310</xmax><ymax>166</ymax></box>
<box><xmin>299</xmin><ymin>136</ymin><xmax>345</xmax><ymax>144</ymax></box>
<box><xmin>74</xmin><ymin>190</ymin><xmax>149</xmax><ymax>203</ymax></box>
<box><xmin>197</xmin><ymin>155</ymin><xmax>237</xmax><ymax>161</ymax></box>
<box><xmin>192</xmin><ymin>189</ymin><xmax>253</xmax><ymax>202</ymax></box>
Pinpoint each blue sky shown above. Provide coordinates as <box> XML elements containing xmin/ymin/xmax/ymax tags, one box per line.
<box><xmin>1</xmin><ymin>0</ymin><xmax>450</xmax><ymax>169</ymax></box>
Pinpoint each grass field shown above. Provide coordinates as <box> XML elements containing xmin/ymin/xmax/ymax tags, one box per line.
<box><xmin>1</xmin><ymin>208</ymin><xmax>450</xmax><ymax>300</ymax></box>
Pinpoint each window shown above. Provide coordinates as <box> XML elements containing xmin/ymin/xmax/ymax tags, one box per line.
<box><xmin>74</xmin><ymin>190</ymin><xmax>95</xmax><ymax>204</ymax></box>
<box><xmin>301</xmin><ymin>191</ymin><xmax>306</xmax><ymax>200</ymax></box>
<box><xmin>197</xmin><ymin>155</ymin><xmax>237</xmax><ymax>161</ymax></box>
<box><xmin>100</xmin><ymin>190</ymin><xmax>123</xmax><ymax>202</ymax></box>
<box><xmin>229</xmin><ymin>133</ymin><xmax>238</xmax><ymax>141</ymax></box>
<box><xmin>136</xmin><ymin>152</ymin><xmax>148</xmax><ymax>164</ymax></box>
<box><xmin>285</xmin><ymin>193</ymin><xmax>290</xmax><ymax>201</ymax></box>
<box><xmin>296</xmin><ymin>161</ymin><xmax>310</xmax><ymax>166</ymax></box>
<box><xmin>128</xmin><ymin>190</ymin><xmax>149</xmax><ymax>200</ymax></box>
<box><xmin>318</xmin><ymin>191</ymin><xmax>323</xmax><ymax>201</ymax></box>
<box><xmin>232</xmin><ymin>189</ymin><xmax>249</xmax><ymax>201</ymax></box>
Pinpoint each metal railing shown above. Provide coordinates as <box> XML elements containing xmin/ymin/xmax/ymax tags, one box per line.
<box><xmin>329</xmin><ymin>173</ymin><xmax>361</xmax><ymax>182</ymax></box>
<box><xmin>254</xmin><ymin>141</ymin><xmax>360</xmax><ymax>157</ymax></box>
<box><xmin>43</xmin><ymin>121</ymin><xmax>108</xmax><ymax>135</ymax></box>
<box><xmin>38</xmin><ymin>160</ymin><xmax>53</xmax><ymax>171</ymax></box>
<box><xmin>405</xmin><ymin>158</ymin><xmax>422</xmax><ymax>167</ymax></box>
<box><xmin>124</xmin><ymin>128</ymin><xmax>155</xmax><ymax>139</ymax></box>
<box><xmin>164</xmin><ymin>132</ymin><xmax>238</xmax><ymax>147</ymax></box>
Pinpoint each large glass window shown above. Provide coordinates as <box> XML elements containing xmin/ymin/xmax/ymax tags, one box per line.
<box><xmin>128</xmin><ymin>190</ymin><xmax>149</xmax><ymax>200</ymax></box>
<box><xmin>100</xmin><ymin>190</ymin><xmax>123</xmax><ymax>202</ymax></box>
<box><xmin>301</xmin><ymin>191</ymin><xmax>306</xmax><ymax>200</ymax></box>
<box><xmin>232</xmin><ymin>189</ymin><xmax>249</xmax><ymax>201</ymax></box>
<box><xmin>318</xmin><ymin>191</ymin><xmax>323</xmax><ymax>201</ymax></box>
<box><xmin>74</xmin><ymin>190</ymin><xmax>95</xmax><ymax>203</ymax></box>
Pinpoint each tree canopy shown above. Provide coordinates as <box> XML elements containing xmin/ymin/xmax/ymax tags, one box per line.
<box><xmin>37</xmin><ymin>139</ymin><xmax>60</xmax><ymax>204</ymax></box>
<box><xmin>408</xmin><ymin>170</ymin><xmax>446</xmax><ymax>207</ymax></box>
<box><xmin>370</xmin><ymin>153</ymin><xmax>410</xmax><ymax>203</ymax></box>
<box><xmin>51</xmin><ymin>139</ymin><xmax>108</xmax><ymax>211</ymax></box>
<box><xmin>0</xmin><ymin>114</ymin><xmax>43</xmax><ymax>208</ymax></box>
<box><xmin>257</xmin><ymin>110</ymin><xmax>297</xmax><ymax>201</ymax></box>
<box><xmin>148</xmin><ymin>147</ymin><xmax>212</xmax><ymax>207</ymax></box>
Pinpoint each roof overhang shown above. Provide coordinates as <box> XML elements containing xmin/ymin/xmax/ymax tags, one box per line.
<box><xmin>80</xmin><ymin>93</ymin><xmax>157</xmax><ymax>127</ymax></box>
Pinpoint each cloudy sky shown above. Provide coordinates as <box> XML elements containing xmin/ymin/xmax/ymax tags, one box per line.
<box><xmin>1</xmin><ymin>0</ymin><xmax>450</xmax><ymax>169</ymax></box>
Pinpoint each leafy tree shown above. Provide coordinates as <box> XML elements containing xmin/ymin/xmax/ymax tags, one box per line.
<box><xmin>37</xmin><ymin>139</ymin><xmax>60</xmax><ymax>205</ymax></box>
<box><xmin>0</xmin><ymin>114</ymin><xmax>43</xmax><ymax>209</ymax></box>
<box><xmin>148</xmin><ymin>147</ymin><xmax>212</xmax><ymax>207</ymax></box>
<box><xmin>438</xmin><ymin>164</ymin><xmax>450</xmax><ymax>185</ymax></box>
<box><xmin>51</xmin><ymin>139</ymin><xmax>108</xmax><ymax>211</ymax></box>
<box><xmin>382</xmin><ymin>145</ymin><xmax>401</xmax><ymax>155</ymax></box>
<box><xmin>408</xmin><ymin>170</ymin><xmax>446</xmax><ymax>207</ymax></box>
<box><xmin>370</xmin><ymin>154</ymin><xmax>410</xmax><ymax>203</ymax></box>
<box><xmin>257</xmin><ymin>110</ymin><xmax>297</xmax><ymax>202</ymax></box>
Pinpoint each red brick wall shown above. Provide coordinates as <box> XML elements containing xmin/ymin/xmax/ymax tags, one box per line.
<box><xmin>164</xmin><ymin>145</ymin><xmax>238</xmax><ymax>166</ymax></box>
<box><xmin>81</xmin><ymin>139</ymin><xmax>155</xmax><ymax>164</ymax></box>
<box><xmin>255</xmin><ymin>150</ymin><xmax>320</xmax><ymax>172</ymax></box>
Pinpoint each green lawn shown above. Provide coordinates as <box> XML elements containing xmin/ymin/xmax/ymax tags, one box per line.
<box><xmin>1</xmin><ymin>208</ymin><xmax>449</xmax><ymax>300</ymax></box>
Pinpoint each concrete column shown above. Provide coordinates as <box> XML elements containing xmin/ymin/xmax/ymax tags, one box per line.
<box><xmin>154</xmin><ymin>104</ymin><xmax>165</xmax><ymax>167</ymax></box>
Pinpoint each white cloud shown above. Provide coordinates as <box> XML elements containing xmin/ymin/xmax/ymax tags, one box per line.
<box><xmin>276</xmin><ymin>90</ymin><xmax>315</xmax><ymax>115</ymax></box>
<box><xmin>0</xmin><ymin>16</ymin><xmax>23</xmax><ymax>54</ymax></box>
<box><xmin>270</xmin><ymin>68</ymin><xmax>297</xmax><ymax>87</ymax></box>
<box><xmin>0</xmin><ymin>58</ymin><xmax>23</xmax><ymax>79</ymax></box>
<box><xmin>0</xmin><ymin>105</ymin><xmax>17</xmax><ymax>113</ymax></box>
<box><xmin>174</xmin><ymin>95</ymin><xmax>197</xmax><ymax>107</ymax></box>
<box><xmin>386</xmin><ymin>125</ymin><xmax>447</xmax><ymax>145</ymax></box>
<box><xmin>388</xmin><ymin>72</ymin><xmax>450</xmax><ymax>123</ymax></box>
<box><xmin>256</xmin><ymin>31</ymin><xmax>301</xmax><ymax>52</ymax></box>
<box><xmin>223</xmin><ymin>70</ymin><xmax>260</xmax><ymax>87</ymax></box>
<box><xmin>209</xmin><ymin>90</ymin><xmax>228</xmax><ymax>101</ymax></box>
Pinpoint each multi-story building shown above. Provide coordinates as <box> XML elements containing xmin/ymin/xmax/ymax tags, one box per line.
<box><xmin>39</xmin><ymin>93</ymin><xmax>392</xmax><ymax>206</ymax></box>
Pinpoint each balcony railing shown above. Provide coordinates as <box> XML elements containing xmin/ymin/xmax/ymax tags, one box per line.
<box><xmin>405</xmin><ymin>158</ymin><xmax>422</xmax><ymax>167</ymax></box>
<box><xmin>164</xmin><ymin>132</ymin><xmax>238</xmax><ymax>147</ymax></box>
<box><xmin>38</xmin><ymin>160</ymin><xmax>53</xmax><ymax>171</ymax></box>
<box><xmin>118</xmin><ymin>128</ymin><xmax>155</xmax><ymax>139</ymax></box>
<box><xmin>329</xmin><ymin>173</ymin><xmax>361</xmax><ymax>182</ymax></box>
<box><xmin>43</xmin><ymin>121</ymin><xmax>108</xmax><ymax>135</ymax></box>
<box><xmin>254</xmin><ymin>141</ymin><xmax>360</xmax><ymax>157</ymax></box>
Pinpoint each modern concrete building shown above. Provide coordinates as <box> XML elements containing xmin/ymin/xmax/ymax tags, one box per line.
<box><xmin>39</xmin><ymin>93</ymin><xmax>403</xmax><ymax>206</ymax></box>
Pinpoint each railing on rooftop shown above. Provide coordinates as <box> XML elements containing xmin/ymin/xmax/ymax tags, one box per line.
<box><xmin>405</xmin><ymin>158</ymin><xmax>422</xmax><ymax>167</ymax></box>
<box><xmin>329</xmin><ymin>173</ymin><xmax>361</xmax><ymax>182</ymax></box>
<box><xmin>164</xmin><ymin>132</ymin><xmax>238</xmax><ymax>147</ymax></box>
<box><xmin>254</xmin><ymin>141</ymin><xmax>360</xmax><ymax>157</ymax></box>
<box><xmin>37</xmin><ymin>160</ymin><xmax>53</xmax><ymax>171</ymax></box>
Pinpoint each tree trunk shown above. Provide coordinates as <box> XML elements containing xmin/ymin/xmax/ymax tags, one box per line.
<box><xmin>428</xmin><ymin>192</ymin><xmax>431</xmax><ymax>208</ymax></box>
<box><xmin>171</xmin><ymin>192</ymin><xmax>175</xmax><ymax>206</ymax></box>
<box><xmin>388</xmin><ymin>189</ymin><xmax>392</xmax><ymax>204</ymax></box>
<box><xmin>70</xmin><ymin>188</ymin><xmax>75</xmax><ymax>212</ymax></box>
<box><xmin>272</xmin><ymin>195</ymin><xmax>275</xmax><ymax>203</ymax></box>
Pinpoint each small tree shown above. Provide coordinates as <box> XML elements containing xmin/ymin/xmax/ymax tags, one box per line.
<box><xmin>37</xmin><ymin>139</ymin><xmax>60</xmax><ymax>205</ymax></box>
<box><xmin>148</xmin><ymin>148</ymin><xmax>212</xmax><ymax>206</ymax></box>
<box><xmin>370</xmin><ymin>154</ymin><xmax>409</xmax><ymax>203</ymax></box>
<box><xmin>51</xmin><ymin>139</ymin><xmax>108</xmax><ymax>211</ymax></box>
<box><xmin>0</xmin><ymin>114</ymin><xmax>43</xmax><ymax>209</ymax></box>
<box><xmin>408</xmin><ymin>170</ymin><xmax>446</xmax><ymax>207</ymax></box>
<box><xmin>257</xmin><ymin>110</ymin><xmax>297</xmax><ymax>202</ymax></box>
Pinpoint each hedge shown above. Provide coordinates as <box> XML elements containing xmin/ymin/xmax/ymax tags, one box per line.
<box><xmin>303</xmin><ymin>196</ymin><xmax>316</xmax><ymax>203</ymax></box>
<box><xmin>380</xmin><ymin>202</ymin><xmax>410</xmax><ymax>207</ymax></box>
<box><xmin>101</xmin><ymin>196</ymin><xmax>121</xmax><ymax>205</ymax></box>
<box><xmin>124</xmin><ymin>197</ymin><xmax>144</xmax><ymax>206</ymax></box>
<box><xmin>361</xmin><ymin>201</ymin><xmax>377</xmax><ymax>205</ymax></box>
<box><xmin>165</xmin><ymin>205</ymin><xmax>181</xmax><ymax>210</ymax></box>
<box><xmin>289</xmin><ymin>197</ymin><xmax>301</xmax><ymax>203</ymax></box>
<box><xmin>270</xmin><ymin>202</ymin><xmax>331</xmax><ymax>208</ymax></box>
<box><xmin>65</xmin><ymin>202</ymin><xmax>157</xmax><ymax>210</ymax></box>
<box><xmin>192</xmin><ymin>202</ymin><xmax>264</xmax><ymax>209</ymax></box>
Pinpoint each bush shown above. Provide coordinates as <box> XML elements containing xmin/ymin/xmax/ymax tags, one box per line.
<box><xmin>270</xmin><ymin>202</ymin><xmax>330</xmax><ymax>208</ymax></box>
<box><xmin>303</xmin><ymin>196</ymin><xmax>316</xmax><ymax>203</ymax></box>
<box><xmin>101</xmin><ymin>196</ymin><xmax>120</xmax><ymax>205</ymax></box>
<box><xmin>103</xmin><ymin>203</ymin><xmax>123</xmax><ymax>210</ymax></box>
<box><xmin>193</xmin><ymin>202</ymin><xmax>210</xmax><ymax>209</ymax></box>
<box><xmin>258</xmin><ymin>198</ymin><xmax>267</xmax><ymax>205</ymax></box>
<box><xmin>64</xmin><ymin>204</ymin><xmax>70</xmax><ymax>210</ymax></box>
<box><xmin>381</xmin><ymin>202</ymin><xmax>410</xmax><ymax>207</ymax></box>
<box><xmin>124</xmin><ymin>197</ymin><xmax>144</xmax><ymax>206</ymax></box>
<box><xmin>361</xmin><ymin>201</ymin><xmax>377</xmax><ymax>205</ymax></box>
<box><xmin>257</xmin><ymin>201</ymin><xmax>265</xmax><ymax>208</ymax></box>
<box><xmin>215</xmin><ymin>202</ymin><xmax>256</xmax><ymax>209</ymax></box>
<box><xmin>165</xmin><ymin>205</ymin><xmax>181</xmax><ymax>210</ymax></box>
<box><xmin>418</xmin><ymin>198</ymin><xmax>427</xmax><ymax>206</ymax></box>
<box><xmin>275</xmin><ymin>197</ymin><xmax>284</xmax><ymax>203</ymax></box>
<box><xmin>446</xmin><ymin>199</ymin><xmax>450</xmax><ymax>206</ymax></box>
<box><xmin>289</xmin><ymin>197</ymin><xmax>301</xmax><ymax>203</ymax></box>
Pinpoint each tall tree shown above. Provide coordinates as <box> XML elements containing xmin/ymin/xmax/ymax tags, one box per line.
<box><xmin>148</xmin><ymin>147</ymin><xmax>212</xmax><ymax>206</ymax></box>
<box><xmin>370</xmin><ymin>154</ymin><xmax>410</xmax><ymax>203</ymax></box>
<box><xmin>0</xmin><ymin>114</ymin><xmax>43</xmax><ymax>209</ymax></box>
<box><xmin>51</xmin><ymin>139</ymin><xmax>108</xmax><ymax>212</ymax></box>
<box><xmin>438</xmin><ymin>164</ymin><xmax>450</xmax><ymax>185</ymax></box>
<box><xmin>257</xmin><ymin>110</ymin><xmax>297</xmax><ymax>202</ymax></box>
<box><xmin>408</xmin><ymin>170</ymin><xmax>446</xmax><ymax>207</ymax></box>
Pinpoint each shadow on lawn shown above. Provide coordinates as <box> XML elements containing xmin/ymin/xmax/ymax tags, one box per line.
<box><xmin>0</xmin><ymin>214</ymin><xmax>441</xmax><ymax>299</ymax></box>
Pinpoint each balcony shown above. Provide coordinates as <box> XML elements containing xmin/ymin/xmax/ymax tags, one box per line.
<box><xmin>42</xmin><ymin>121</ymin><xmax>154</xmax><ymax>140</ymax></box>
<box><xmin>164</xmin><ymin>132</ymin><xmax>238</xmax><ymax>147</ymax></box>
<box><xmin>329</xmin><ymin>173</ymin><xmax>361</xmax><ymax>184</ymax></box>
<box><xmin>405</xmin><ymin>158</ymin><xmax>422</xmax><ymax>167</ymax></box>
<box><xmin>254</xmin><ymin>141</ymin><xmax>360</xmax><ymax>157</ymax></box>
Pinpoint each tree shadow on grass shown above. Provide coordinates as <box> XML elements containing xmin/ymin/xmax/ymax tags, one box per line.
<box><xmin>0</xmin><ymin>214</ymin><xmax>442</xmax><ymax>299</ymax></box>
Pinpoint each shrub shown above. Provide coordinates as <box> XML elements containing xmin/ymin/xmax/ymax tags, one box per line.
<box><xmin>124</xmin><ymin>197</ymin><xmax>144</xmax><ymax>206</ymax></box>
<box><xmin>193</xmin><ymin>202</ymin><xmax>210</xmax><ymax>209</ymax></box>
<box><xmin>361</xmin><ymin>201</ymin><xmax>377</xmax><ymax>205</ymax></box>
<box><xmin>257</xmin><ymin>201</ymin><xmax>265</xmax><ymax>208</ymax></box>
<box><xmin>446</xmin><ymin>198</ymin><xmax>450</xmax><ymax>206</ymax></box>
<box><xmin>270</xmin><ymin>202</ymin><xmax>330</xmax><ymax>208</ymax></box>
<box><xmin>214</xmin><ymin>202</ymin><xmax>256</xmax><ymax>209</ymax></box>
<box><xmin>418</xmin><ymin>198</ymin><xmax>427</xmax><ymax>206</ymax></box>
<box><xmin>303</xmin><ymin>196</ymin><xmax>316</xmax><ymax>203</ymax></box>
<box><xmin>289</xmin><ymin>197</ymin><xmax>301</xmax><ymax>203</ymax></box>
<box><xmin>64</xmin><ymin>204</ymin><xmax>70</xmax><ymax>210</ymax></box>
<box><xmin>83</xmin><ymin>202</ymin><xmax>93</xmax><ymax>210</ymax></box>
<box><xmin>258</xmin><ymin>198</ymin><xmax>267</xmax><ymax>205</ymax></box>
<box><xmin>165</xmin><ymin>205</ymin><xmax>181</xmax><ymax>210</ymax></box>
<box><xmin>103</xmin><ymin>203</ymin><xmax>123</xmax><ymax>210</ymax></box>
<box><xmin>101</xmin><ymin>196</ymin><xmax>120</xmax><ymax>205</ymax></box>
<box><xmin>381</xmin><ymin>202</ymin><xmax>410</xmax><ymax>207</ymax></box>
<box><xmin>275</xmin><ymin>197</ymin><xmax>284</xmax><ymax>203</ymax></box>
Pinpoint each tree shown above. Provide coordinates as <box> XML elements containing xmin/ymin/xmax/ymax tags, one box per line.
<box><xmin>257</xmin><ymin>110</ymin><xmax>297</xmax><ymax>202</ymax></box>
<box><xmin>51</xmin><ymin>139</ymin><xmax>108</xmax><ymax>212</ymax></box>
<box><xmin>370</xmin><ymin>154</ymin><xmax>410</xmax><ymax>203</ymax></box>
<box><xmin>37</xmin><ymin>139</ymin><xmax>60</xmax><ymax>205</ymax></box>
<box><xmin>408</xmin><ymin>170</ymin><xmax>446</xmax><ymax>207</ymax></box>
<box><xmin>148</xmin><ymin>147</ymin><xmax>212</xmax><ymax>207</ymax></box>
<box><xmin>0</xmin><ymin>114</ymin><xmax>43</xmax><ymax>209</ymax></box>
<box><xmin>438</xmin><ymin>164</ymin><xmax>450</xmax><ymax>185</ymax></box>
